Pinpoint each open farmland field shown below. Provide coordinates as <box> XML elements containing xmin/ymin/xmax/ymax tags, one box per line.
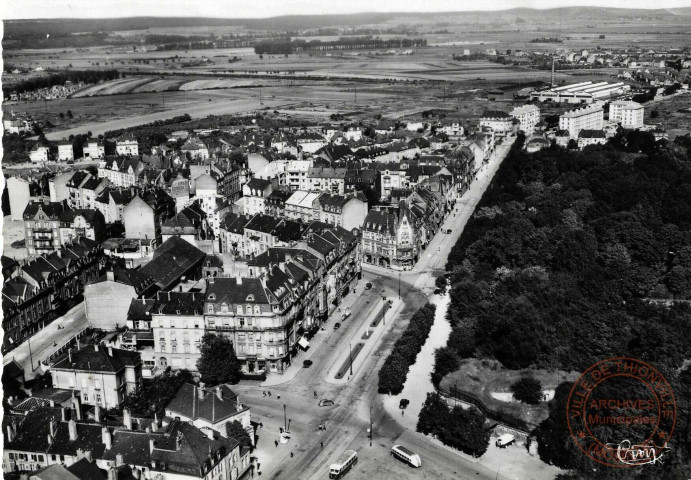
<box><xmin>70</xmin><ymin>76</ymin><xmax>261</xmax><ymax>97</ymax></box>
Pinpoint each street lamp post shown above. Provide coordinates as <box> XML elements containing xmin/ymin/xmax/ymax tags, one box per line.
<box><xmin>369</xmin><ymin>404</ymin><xmax>373</xmax><ymax>447</ymax></box>
<box><xmin>283</xmin><ymin>404</ymin><xmax>287</xmax><ymax>433</ymax></box>
<box><xmin>349</xmin><ymin>343</ymin><xmax>353</xmax><ymax>376</ymax></box>
<box><xmin>28</xmin><ymin>336</ymin><xmax>34</xmax><ymax>371</ymax></box>
<box><xmin>398</xmin><ymin>272</ymin><xmax>401</xmax><ymax>299</ymax></box>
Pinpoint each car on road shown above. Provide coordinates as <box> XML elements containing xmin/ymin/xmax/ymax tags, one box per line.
<box><xmin>446</xmin><ymin>229</ymin><xmax>452</xmax><ymax>234</ymax></box>
<box><xmin>399</xmin><ymin>399</ymin><xmax>410</xmax><ymax>409</ymax></box>
<box><xmin>303</xmin><ymin>360</ymin><xmax>313</xmax><ymax>368</ymax></box>
<box><xmin>496</xmin><ymin>433</ymin><xmax>516</xmax><ymax>448</ymax></box>
<box><xmin>334</xmin><ymin>322</ymin><xmax>341</xmax><ymax>330</ymax></box>
<box><xmin>319</xmin><ymin>399</ymin><xmax>335</xmax><ymax>407</ymax></box>
<box><xmin>365</xmin><ymin>283</ymin><xmax>372</xmax><ymax>290</ymax></box>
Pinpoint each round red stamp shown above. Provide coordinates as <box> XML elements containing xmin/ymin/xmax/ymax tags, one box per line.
<box><xmin>566</xmin><ymin>357</ymin><xmax>676</xmax><ymax>467</ymax></box>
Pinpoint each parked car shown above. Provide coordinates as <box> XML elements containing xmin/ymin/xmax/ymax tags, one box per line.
<box><xmin>399</xmin><ymin>398</ymin><xmax>410</xmax><ymax>409</ymax></box>
<box><xmin>446</xmin><ymin>229</ymin><xmax>452</xmax><ymax>234</ymax></box>
<box><xmin>319</xmin><ymin>399</ymin><xmax>335</xmax><ymax>407</ymax></box>
<box><xmin>303</xmin><ymin>360</ymin><xmax>313</xmax><ymax>368</ymax></box>
<box><xmin>496</xmin><ymin>434</ymin><xmax>516</xmax><ymax>448</ymax></box>
<box><xmin>365</xmin><ymin>282</ymin><xmax>373</xmax><ymax>290</ymax></box>
<box><xmin>334</xmin><ymin>322</ymin><xmax>341</xmax><ymax>330</ymax></box>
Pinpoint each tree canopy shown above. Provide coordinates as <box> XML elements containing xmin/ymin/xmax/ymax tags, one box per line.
<box><xmin>197</xmin><ymin>333</ymin><xmax>242</xmax><ymax>386</ymax></box>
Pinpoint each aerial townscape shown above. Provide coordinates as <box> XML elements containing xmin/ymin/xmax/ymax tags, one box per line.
<box><xmin>2</xmin><ymin>3</ymin><xmax>691</xmax><ymax>480</ymax></box>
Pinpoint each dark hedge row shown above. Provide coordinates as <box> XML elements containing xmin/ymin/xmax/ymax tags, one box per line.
<box><xmin>378</xmin><ymin>303</ymin><xmax>436</xmax><ymax>395</ymax></box>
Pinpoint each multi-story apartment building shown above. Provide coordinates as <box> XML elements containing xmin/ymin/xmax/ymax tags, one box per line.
<box><xmin>241</xmin><ymin>214</ymin><xmax>302</xmax><ymax>257</ymax></box>
<box><xmin>98</xmin><ymin>157</ymin><xmax>144</xmax><ymax>187</ymax></box>
<box><xmin>151</xmin><ymin>291</ymin><xmax>206</xmax><ymax>371</ymax></box>
<box><xmin>362</xmin><ymin>185</ymin><xmax>447</xmax><ymax>270</ymax></box>
<box><xmin>165</xmin><ymin>383</ymin><xmax>254</xmax><ymax>446</ymax></box>
<box><xmin>285</xmin><ymin>160</ymin><xmax>313</xmax><ymax>191</ymax></box>
<box><xmin>577</xmin><ymin>129</ymin><xmax>607</xmax><ymax>149</ymax></box>
<box><xmin>94</xmin><ymin>187</ymin><xmax>136</xmax><ymax>224</ymax></box>
<box><xmin>23</xmin><ymin>201</ymin><xmax>105</xmax><ymax>256</ymax></box>
<box><xmin>51</xmin><ymin>344</ymin><xmax>142</xmax><ymax>409</ymax></box>
<box><xmin>3</xmin><ymin>407</ymin><xmax>249</xmax><ymax>480</ymax></box>
<box><xmin>82</xmin><ymin>139</ymin><xmax>105</xmax><ymax>159</ymax></box>
<box><xmin>29</xmin><ymin>143</ymin><xmax>50</xmax><ymax>163</ymax></box>
<box><xmin>307</xmin><ymin>167</ymin><xmax>347</xmax><ymax>194</ymax></box>
<box><xmin>65</xmin><ymin>171</ymin><xmax>109</xmax><ymax>210</ymax></box>
<box><xmin>242</xmin><ymin>178</ymin><xmax>273</xmax><ymax>216</ymax></box>
<box><xmin>203</xmin><ymin>225</ymin><xmax>360</xmax><ymax>375</ymax></box>
<box><xmin>609</xmin><ymin>100</ymin><xmax>644</xmax><ymax>128</ymax></box>
<box><xmin>284</xmin><ymin>190</ymin><xmax>321</xmax><ymax>223</ymax></box>
<box><xmin>313</xmin><ymin>192</ymin><xmax>368</xmax><ymax>231</ymax></box>
<box><xmin>479</xmin><ymin>110</ymin><xmax>514</xmax><ymax>134</ymax></box>
<box><xmin>57</xmin><ymin>139</ymin><xmax>74</xmax><ymax>162</ymax></box>
<box><xmin>510</xmin><ymin>104</ymin><xmax>540</xmax><ymax>134</ymax></box>
<box><xmin>2</xmin><ymin>238</ymin><xmax>102</xmax><ymax>353</ymax></box>
<box><xmin>559</xmin><ymin>105</ymin><xmax>604</xmax><ymax>139</ymax></box>
<box><xmin>113</xmin><ymin>133</ymin><xmax>139</xmax><ymax>156</ymax></box>
<box><xmin>265</xmin><ymin>190</ymin><xmax>293</xmax><ymax>218</ymax></box>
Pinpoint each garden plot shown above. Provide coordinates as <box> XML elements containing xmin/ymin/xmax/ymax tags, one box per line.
<box><xmin>178</xmin><ymin>78</ymin><xmax>256</xmax><ymax>90</ymax></box>
<box><xmin>132</xmin><ymin>79</ymin><xmax>184</xmax><ymax>93</ymax></box>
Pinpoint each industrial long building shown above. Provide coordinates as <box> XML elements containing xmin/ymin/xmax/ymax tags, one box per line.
<box><xmin>530</xmin><ymin>81</ymin><xmax>631</xmax><ymax>104</ymax></box>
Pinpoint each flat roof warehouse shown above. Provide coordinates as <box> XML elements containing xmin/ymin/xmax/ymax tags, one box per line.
<box><xmin>530</xmin><ymin>81</ymin><xmax>631</xmax><ymax>104</ymax></box>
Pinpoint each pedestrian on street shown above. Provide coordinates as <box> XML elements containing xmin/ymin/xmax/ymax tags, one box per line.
<box><xmin>263</xmin><ymin>391</ymin><xmax>266</xmax><ymax>397</ymax></box>
<box><xmin>320</xmin><ymin>441</ymin><xmax>324</xmax><ymax>448</ymax></box>
<box><xmin>268</xmin><ymin>391</ymin><xmax>272</xmax><ymax>397</ymax></box>
<box><xmin>314</xmin><ymin>391</ymin><xmax>317</xmax><ymax>397</ymax></box>
<box><xmin>290</xmin><ymin>452</ymin><xmax>294</xmax><ymax>458</ymax></box>
<box><xmin>274</xmin><ymin>440</ymin><xmax>278</xmax><ymax>448</ymax></box>
<box><xmin>260</xmin><ymin>422</ymin><xmax>263</xmax><ymax>429</ymax></box>
<box><xmin>402</xmin><ymin>410</ymin><xmax>404</xmax><ymax>416</ymax></box>
<box><xmin>277</xmin><ymin>394</ymin><xmax>281</xmax><ymax>400</ymax></box>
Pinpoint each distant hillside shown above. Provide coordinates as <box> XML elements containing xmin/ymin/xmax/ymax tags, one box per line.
<box><xmin>666</xmin><ymin>7</ymin><xmax>691</xmax><ymax>15</ymax></box>
<box><xmin>4</xmin><ymin>7</ymin><xmax>685</xmax><ymax>50</ymax></box>
<box><xmin>4</xmin><ymin>7</ymin><xmax>681</xmax><ymax>35</ymax></box>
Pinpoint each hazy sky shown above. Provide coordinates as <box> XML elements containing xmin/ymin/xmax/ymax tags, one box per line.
<box><xmin>2</xmin><ymin>0</ymin><xmax>690</xmax><ymax>20</ymax></box>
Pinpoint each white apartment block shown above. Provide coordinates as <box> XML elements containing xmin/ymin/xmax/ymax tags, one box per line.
<box><xmin>559</xmin><ymin>105</ymin><xmax>604</xmax><ymax>139</ymax></box>
<box><xmin>609</xmin><ymin>101</ymin><xmax>644</xmax><ymax>129</ymax></box>
<box><xmin>510</xmin><ymin>104</ymin><xmax>540</xmax><ymax>134</ymax></box>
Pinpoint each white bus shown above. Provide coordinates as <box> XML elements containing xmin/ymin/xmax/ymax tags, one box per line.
<box><xmin>329</xmin><ymin>450</ymin><xmax>358</xmax><ymax>479</ymax></box>
<box><xmin>391</xmin><ymin>445</ymin><xmax>422</xmax><ymax>468</ymax></box>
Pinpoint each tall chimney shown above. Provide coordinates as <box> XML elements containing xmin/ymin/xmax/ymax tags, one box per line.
<box><xmin>123</xmin><ymin>407</ymin><xmax>132</xmax><ymax>430</ymax></box>
<box><xmin>106</xmin><ymin>270</ymin><xmax>115</xmax><ymax>282</ymax></box>
<box><xmin>85</xmin><ymin>450</ymin><xmax>93</xmax><ymax>462</ymax></box>
<box><xmin>68</xmin><ymin>349</ymin><xmax>72</xmax><ymax>363</ymax></box>
<box><xmin>216</xmin><ymin>386</ymin><xmax>223</xmax><ymax>400</ymax></box>
<box><xmin>108</xmin><ymin>347</ymin><xmax>113</xmax><ymax>357</ymax></box>
<box><xmin>102</xmin><ymin>427</ymin><xmax>112</xmax><ymax>450</ymax></box>
<box><xmin>108</xmin><ymin>467</ymin><xmax>118</xmax><ymax>480</ymax></box>
<box><xmin>6</xmin><ymin>424</ymin><xmax>15</xmax><ymax>443</ymax></box>
<box><xmin>48</xmin><ymin>434</ymin><xmax>54</xmax><ymax>446</ymax></box>
<box><xmin>116</xmin><ymin>453</ymin><xmax>124</xmax><ymax>466</ymax></box>
<box><xmin>94</xmin><ymin>404</ymin><xmax>101</xmax><ymax>423</ymax></box>
<box><xmin>236</xmin><ymin>274</ymin><xmax>242</xmax><ymax>285</ymax></box>
<box><xmin>149</xmin><ymin>438</ymin><xmax>155</xmax><ymax>454</ymax></box>
<box><xmin>61</xmin><ymin>407</ymin><xmax>67</xmax><ymax>422</ymax></box>
<box><xmin>49</xmin><ymin>419</ymin><xmax>56</xmax><ymax>437</ymax></box>
<box><xmin>73</xmin><ymin>398</ymin><xmax>82</xmax><ymax>420</ymax></box>
<box><xmin>94</xmin><ymin>343</ymin><xmax>99</xmax><ymax>352</ymax></box>
<box><xmin>68</xmin><ymin>419</ymin><xmax>78</xmax><ymax>441</ymax></box>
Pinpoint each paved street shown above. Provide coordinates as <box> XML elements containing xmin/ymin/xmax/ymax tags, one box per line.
<box><xmin>228</xmin><ymin>136</ymin><xmax>559</xmax><ymax>480</ymax></box>
<box><xmin>3</xmin><ymin>302</ymin><xmax>88</xmax><ymax>379</ymax></box>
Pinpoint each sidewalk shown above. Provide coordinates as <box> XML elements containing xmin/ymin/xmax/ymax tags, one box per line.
<box><xmin>261</xmin><ymin>277</ymin><xmax>365</xmax><ymax>387</ymax></box>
